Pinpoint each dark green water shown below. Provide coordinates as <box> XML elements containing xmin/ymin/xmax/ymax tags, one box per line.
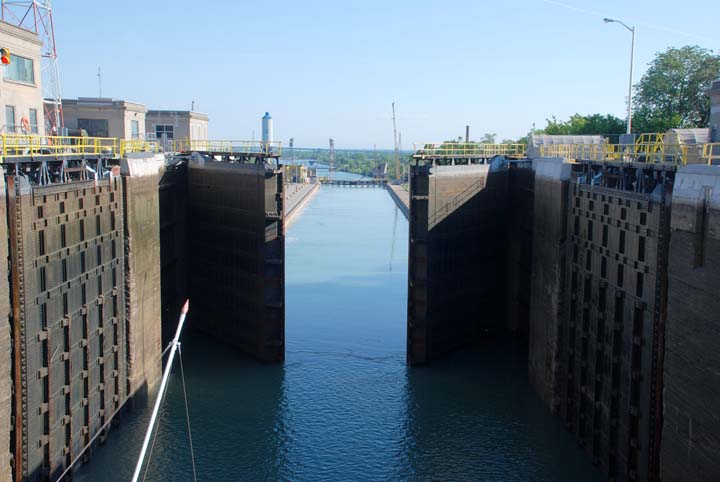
<box><xmin>75</xmin><ymin>183</ymin><xmax>599</xmax><ymax>481</ymax></box>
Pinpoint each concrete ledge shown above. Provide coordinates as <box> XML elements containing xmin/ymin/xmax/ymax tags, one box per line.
<box><xmin>532</xmin><ymin>157</ymin><xmax>571</xmax><ymax>181</ymax></box>
<box><xmin>386</xmin><ymin>184</ymin><xmax>409</xmax><ymax>220</ymax></box>
<box><xmin>671</xmin><ymin>165</ymin><xmax>720</xmax><ymax>237</ymax></box>
<box><xmin>121</xmin><ymin>153</ymin><xmax>165</xmax><ymax>177</ymax></box>
<box><xmin>285</xmin><ymin>182</ymin><xmax>319</xmax><ymax>229</ymax></box>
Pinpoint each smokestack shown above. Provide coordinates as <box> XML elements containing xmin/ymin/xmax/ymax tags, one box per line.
<box><xmin>466</xmin><ymin>125</ymin><xmax>470</xmax><ymax>143</ymax></box>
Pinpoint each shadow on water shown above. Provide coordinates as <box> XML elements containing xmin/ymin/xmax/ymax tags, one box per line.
<box><xmin>402</xmin><ymin>336</ymin><xmax>602</xmax><ymax>481</ymax></box>
<box><xmin>74</xmin><ymin>332</ymin><xmax>286</xmax><ymax>482</ymax></box>
<box><xmin>74</xmin><ymin>181</ymin><xmax>600</xmax><ymax>481</ymax></box>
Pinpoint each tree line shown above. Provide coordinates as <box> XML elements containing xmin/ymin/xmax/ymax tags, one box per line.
<box><xmin>525</xmin><ymin>45</ymin><xmax>720</xmax><ymax>140</ymax></box>
<box><xmin>288</xmin><ymin>45</ymin><xmax>719</xmax><ymax>180</ymax></box>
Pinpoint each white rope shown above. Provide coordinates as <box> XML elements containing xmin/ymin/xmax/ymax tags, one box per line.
<box><xmin>141</xmin><ymin>336</ymin><xmax>181</xmax><ymax>482</ymax></box>
<box><xmin>53</xmin><ymin>342</ymin><xmax>175</xmax><ymax>482</ymax></box>
<box><xmin>178</xmin><ymin>345</ymin><xmax>198</xmax><ymax>482</ymax></box>
<box><xmin>132</xmin><ymin>300</ymin><xmax>190</xmax><ymax>482</ymax></box>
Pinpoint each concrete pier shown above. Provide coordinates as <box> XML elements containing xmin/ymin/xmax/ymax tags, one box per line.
<box><xmin>386</xmin><ymin>184</ymin><xmax>409</xmax><ymax>220</ymax></box>
<box><xmin>661</xmin><ymin>165</ymin><xmax>720</xmax><ymax>481</ymax></box>
<box><xmin>285</xmin><ymin>182</ymin><xmax>319</xmax><ymax>228</ymax></box>
<box><xmin>528</xmin><ymin>158</ymin><xmax>569</xmax><ymax>410</ymax></box>
<box><xmin>121</xmin><ymin>154</ymin><xmax>164</xmax><ymax>398</ymax></box>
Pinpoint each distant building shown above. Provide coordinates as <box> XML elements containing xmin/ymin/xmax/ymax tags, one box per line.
<box><xmin>145</xmin><ymin>110</ymin><xmax>209</xmax><ymax>144</ymax></box>
<box><xmin>0</xmin><ymin>20</ymin><xmax>44</xmax><ymax>135</ymax></box>
<box><xmin>372</xmin><ymin>162</ymin><xmax>388</xmax><ymax>179</ymax></box>
<box><xmin>62</xmin><ymin>97</ymin><xmax>147</xmax><ymax>139</ymax></box>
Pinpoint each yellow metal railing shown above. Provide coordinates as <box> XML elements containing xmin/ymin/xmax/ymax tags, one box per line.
<box><xmin>1</xmin><ymin>134</ymin><xmax>119</xmax><ymax>159</ymax></box>
<box><xmin>703</xmin><ymin>143</ymin><xmax>720</xmax><ymax>165</ymax></box>
<box><xmin>0</xmin><ymin>135</ymin><xmax>163</xmax><ymax>160</ymax></box>
<box><xmin>120</xmin><ymin>139</ymin><xmax>160</xmax><ymax>157</ymax></box>
<box><xmin>539</xmin><ymin>134</ymin><xmax>693</xmax><ymax>165</ymax></box>
<box><xmin>414</xmin><ymin>142</ymin><xmax>526</xmax><ymax>158</ymax></box>
<box><xmin>170</xmin><ymin>139</ymin><xmax>282</xmax><ymax>156</ymax></box>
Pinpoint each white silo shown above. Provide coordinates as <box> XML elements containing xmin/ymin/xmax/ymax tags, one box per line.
<box><xmin>262</xmin><ymin>112</ymin><xmax>273</xmax><ymax>145</ymax></box>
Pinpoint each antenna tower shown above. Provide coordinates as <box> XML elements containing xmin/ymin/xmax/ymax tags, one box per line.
<box><xmin>2</xmin><ymin>0</ymin><xmax>63</xmax><ymax>134</ymax></box>
<box><xmin>328</xmin><ymin>138</ymin><xmax>335</xmax><ymax>179</ymax></box>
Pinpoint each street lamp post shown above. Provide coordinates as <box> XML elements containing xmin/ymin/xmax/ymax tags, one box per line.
<box><xmin>604</xmin><ymin>18</ymin><xmax>635</xmax><ymax>135</ymax></box>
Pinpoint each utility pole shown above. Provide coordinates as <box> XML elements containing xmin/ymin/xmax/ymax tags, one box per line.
<box><xmin>604</xmin><ymin>18</ymin><xmax>635</xmax><ymax>134</ymax></box>
<box><xmin>329</xmin><ymin>138</ymin><xmax>335</xmax><ymax>180</ymax></box>
<box><xmin>97</xmin><ymin>67</ymin><xmax>102</xmax><ymax>97</ymax></box>
<box><xmin>466</xmin><ymin>125</ymin><xmax>470</xmax><ymax>143</ymax></box>
<box><xmin>392</xmin><ymin>102</ymin><xmax>399</xmax><ymax>183</ymax></box>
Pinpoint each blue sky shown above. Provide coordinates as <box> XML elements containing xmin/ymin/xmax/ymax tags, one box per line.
<box><xmin>54</xmin><ymin>0</ymin><xmax>718</xmax><ymax>149</ymax></box>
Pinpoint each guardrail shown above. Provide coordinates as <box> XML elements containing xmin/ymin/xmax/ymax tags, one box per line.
<box><xmin>120</xmin><ymin>139</ymin><xmax>160</xmax><ymax>157</ymax></box>
<box><xmin>538</xmin><ymin>142</ymin><xmax>700</xmax><ymax>165</ymax></box>
<box><xmin>413</xmin><ymin>142</ymin><xmax>526</xmax><ymax>158</ymax></box>
<box><xmin>703</xmin><ymin>143</ymin><xmax>720</xmax><ymax>164</ymax></box>
<box><xmin>538</xmin><ymin>133</ymin><xmax>719</xmax><ymax>165</ymax></box>
<box><xmin>170</xmin><ymin>139</ymin><xmax>282</xmax><ymax>156</ymax></box>
<box><xmin>0</xmin><ymin>135</ymin><xmax>161</xmax><ymax>160</ymax></box>
<box><xmin>1</xmin><ymin>134</ymin><xmax>119</xmax><ymax>159</ymax></box>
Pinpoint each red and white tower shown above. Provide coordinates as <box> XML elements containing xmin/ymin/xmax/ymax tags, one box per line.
<box><xmin>2</xmin><ymin>0</ymin><xmax>63</xmax><ymax>134</ymax></box>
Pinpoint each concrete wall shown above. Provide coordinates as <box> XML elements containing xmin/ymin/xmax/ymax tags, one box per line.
<box><xmin>408</xmin><ymin>162</ymin><xmax>508</xmax><ymax>365</ymax></box>
<box><xmin>661</xmin><ymin>165</ymin><xmax>720</xmax><ymax>481</ymax></box>
<box><xmin>121</xmin><ymin>155</ymin><xmax>164</xmax><ymax>398</ymax></box>
<box><xmin>187</xmin><ymin>159</ymin><xmax>284</xmax><ymax>361</ymax></box>
<box><xmin>0</xmin><ymin>21</ymin><xmax>44</xmax><ymax>135</ymax></box>
<box><xmin>528</xmin><ymin>158</ymin><xmax>570</xmax><ymax>410</ymax></box>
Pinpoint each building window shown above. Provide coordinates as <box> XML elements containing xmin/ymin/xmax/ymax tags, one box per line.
<box><xmin>5</xmin><ymin>55</ymin><xmax>35</xmax><ymax>84</ymax></box>
<box><xmin>131</xmin><ymin>120</ymin><xmax>139</xmax><ymax>139</ymax></box>
<box><xmin>78</xmin><ymin>118</ymin><xmax>109</xmax><ymax>137</ymax></box>
<box><xmin>155</xmin><ymin>124</ymin><xmax>174</xmax><ymax>140</ymax></box>
<box><xmin>5</xmin><ymin>105</ymin><xmax>15</xmax><ymax>133</ymax></box>
<box><xmin>29</xmin><ymin>108</ymin><xmax>39</xmax><ymax>134</ymax></box>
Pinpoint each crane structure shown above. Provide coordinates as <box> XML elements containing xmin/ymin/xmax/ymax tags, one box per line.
<box><xmin>2</xmin><ymin>0</ymin><xmax>63</xmax><ymax>134</ymax></box>
<box><xmin>329</xmin><ymin>138</ymin><xmax>335</xmax><ymax>179</ymax></box>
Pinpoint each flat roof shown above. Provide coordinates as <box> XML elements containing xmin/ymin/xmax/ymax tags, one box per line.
<box><xmin>0</xmin><ymin>20</ymin><xmax>43</xmax><ymax>46</ymax></box>
<box><xmin>62</xmin><ymin>97</ymin><xmax>147</xmax><ymax>112</ymax></box>
<box><xmin>146</xmin><ymin>110</ymin><xmax>209</xmax><ymax>121</ymax></box>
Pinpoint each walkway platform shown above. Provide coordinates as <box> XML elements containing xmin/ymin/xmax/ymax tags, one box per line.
<box><xmin>285</xmin><ymin>182</ymin><xmax>320</xmax><ymax>228</ymax></box>
<box><xmin>386</xmin><ymin>183</ymin><xmax>409</xmax><ymax>220</ymax></box>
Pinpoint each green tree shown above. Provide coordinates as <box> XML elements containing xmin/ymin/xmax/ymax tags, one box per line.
<box><xmin>479</xmin><ymin>133</ymin><xmax>497</xmax><ymax>143</ymax></box>
<box><xmin>539</xmin><ymin>113</ymin><xmax>625</xmax><ymax>135</ymax></box>
<box><xmin>633</xmin><ymin>45</ymin><xmax>720</xmax><ymax>132</ymax></box>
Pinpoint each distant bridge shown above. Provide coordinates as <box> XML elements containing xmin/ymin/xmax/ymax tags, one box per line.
<box><xmin>319</xmin><ymin>179</ymin><xmax>387</xmax><ymax>187</ymax></box>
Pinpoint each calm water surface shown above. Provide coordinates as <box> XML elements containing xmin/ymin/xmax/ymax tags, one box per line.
<box><xmin>76</xmin><ymin>180</ymin><xmax>599</xmax><ymax>481</ymax></box>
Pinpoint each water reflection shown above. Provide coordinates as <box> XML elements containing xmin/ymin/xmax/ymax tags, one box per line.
<box><xmin>75</xmin><ymin>180</ymin><xmax>599</xmax><ymax>481</ymax></box>
<box><xmin>402</xmin><ymin>337</ymin><xmax>600</xmax><ymax>481</ymax></box>
<box><xmin>74</xmin><ymin>334</ymin><xmax>285</xmax><ymax>481</ymax></box>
